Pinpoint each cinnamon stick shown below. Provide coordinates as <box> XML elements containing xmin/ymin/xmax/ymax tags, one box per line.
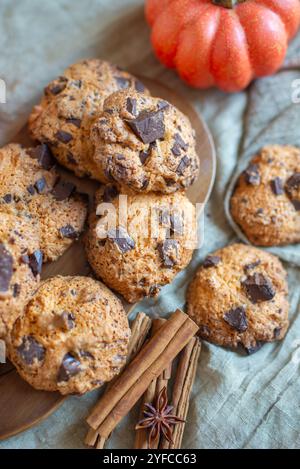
<box><xmin>86</xmin><ymin>310</ymin><xmax>198</xmax><ymax>439</ymax></box>
<box><xmin>134</xmin><ymin>318</ymin><xmax>168</xmax><ymax>449</ymax></box>
<box><xmin>85</xmin><ymin>312</ymin><xmax>152</xmax><ymax>448</ymax></box>
<box><xmin>161</xmin><ymin>337</ymin><xmax>201</xmax><ymax>449</ymax></box>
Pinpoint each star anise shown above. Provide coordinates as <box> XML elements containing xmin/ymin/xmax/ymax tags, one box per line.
<box><xmin>135</xmin><ymin>386</ymin><xmax>185</xmax><ymax>448</ymax></box>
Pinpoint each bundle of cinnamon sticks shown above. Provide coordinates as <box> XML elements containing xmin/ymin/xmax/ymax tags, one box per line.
<box><xmin>85</xmin><ymin>309</ymin><xmax>200</xmax><ymax>449</ymax></box>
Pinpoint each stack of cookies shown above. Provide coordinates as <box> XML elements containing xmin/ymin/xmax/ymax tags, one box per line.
<box><xmin>28</xmin><ymin>58</ymin><xmax>200</xmax><ymax>304</ymax></box>
<box><xmin>0</xmin><ymin>59</ymin><xmax>200</xmax><ymax>394</ymax></box>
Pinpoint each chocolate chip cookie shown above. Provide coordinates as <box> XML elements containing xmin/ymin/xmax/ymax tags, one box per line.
<box><xmin>187</xmin><ymin>244</ymin><xmax>289</xmax><ymax>354</ymax></box>
<box><xmin>28</xmin><ymin>59</ymin><xmax>148</xmax><ymax>179</ymax></box>
<box><xmin>9</xmin><ymin>276</ymin><xmax>130</xmax><ymax>395</ymax></box>
<box><xmin>90</xmin><ymin>89</ymin><xmax>200</xmax><ymax>192</ymax></box>
<box><xmin>230</xmin><ymin>145</ymin><xmax>300</xmax><ymax>246</ymax></box>
<box><xmin>0</xmin><ymin>143</ymin><xmax>88</xmax><ymax>262</ymax></box>
<box><xmin>85</xmin><ymin>186</ymin><xmax>197</xmax><ymax>303</ymax></box>
<box><xmin>0</xmin><ymin>212</ymin><xmax>41</xmax><ymax>340</ymax></box>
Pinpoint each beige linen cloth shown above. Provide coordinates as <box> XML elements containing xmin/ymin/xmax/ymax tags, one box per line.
<box><xmin>0</xmin><ymin>0</ymin><xmax>299</xmax><ymax>449</ymax></box>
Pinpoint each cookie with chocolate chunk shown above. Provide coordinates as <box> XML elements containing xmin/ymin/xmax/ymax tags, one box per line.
<box><xmin>187</xmin><ymin>244</ymin><xmax>289</xmax><ymax>353</ymax></box>
<box><xmin>0</xmin><ymin>143</ymin><xmax>88</xmax><ymax>262</ymax></box>
<box><xmin>28</xmin><ymin>59</ymin><xmax>148</xmax><ymax>179</ymax></box>
<box><xmin>90</xmin><ymin>89</ymin><xmax>199</xmax><ymax>193</ymax></box>
<box><xmin>0</xmin><ymin>212</ymin><xmax>41</xmax><ymax>340</ymax></box>
<box><xmin>9</xmin><ymin>276</ymin><xmax>130</xmax><ymax>395</ymax></box>
<box><xmin>85</xmin><ymin>188</ymin><xmax>197</xmax><ymax>303</ymax></box>
<box><xmin>230</xmin><ymin>145</ymin><xmax>300</xmax><ymax>246</ymax></box>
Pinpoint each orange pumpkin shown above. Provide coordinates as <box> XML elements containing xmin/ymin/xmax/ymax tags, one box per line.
<box><xmin>145</xmin><ymin>0</ymin><xmax>300</xmax><ymax>92</ymax></box>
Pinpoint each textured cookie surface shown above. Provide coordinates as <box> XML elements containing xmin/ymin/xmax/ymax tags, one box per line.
<box><xmin>187</xmin><ymin>244</ymin><xmax>289</xmax><ymax>353</ymax></box>
<box><xmin>9</xmin><ymin>276</ymin><xmax>130</xmax><ymax>395</ymax></box>
<box><xmin>85</xmin><ymin>187</ymin><xmax>197</xmax><ymax>303</ymax></box>
<box><xmin>29</xmin><ymin>59</ymin><xmax>148</xmax><ymax>179</ymax></box>
<box><xmin>0</xmin><ymin>212</ymin><xmax>41</xmax><ymax>340</ymax></box>
<box><xmin>230</xmin><ymin>145</ymin><xmax>300</xmax><ymax>246</ymax></box>
<box><xmin>91</xmin><ymin>90</ymin><xmax>199</xmax><ymax>193</ymax></box>
<box><xmin>0</xmin><ymin>143</ymin><xmax>88</xmax><ymax>262</ymax></box>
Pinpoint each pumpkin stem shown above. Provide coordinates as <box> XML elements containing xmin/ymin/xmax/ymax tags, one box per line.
<box><xmin>212</xmin><ymin>0</ymin><xmax>246</xmax><ymax>8</ymax></box>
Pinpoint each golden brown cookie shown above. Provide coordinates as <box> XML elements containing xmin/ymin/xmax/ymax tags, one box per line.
<box><xmin>28</xmin><ymin>59</ymin><xmax>148</xmax><ymax>179</ymax></box>
<box><xmin>0</xmin><ymin>143</ymin><xmax>88</xmax><ymax>262</ymax></box>
<box><xmin>0</xmin><ymin>212</ymin><xmax>41</xmax><ymax>340</ymax></box>
<box><xmin>85</xmin><ymin>186</ymin><xmax>197</xmax><ymax>303</ymax></box>
<box><xmin>90</xmin><ymin>89</ymin><xmax>200</xmax><ymax>193</ymax></box>
<box><xmin>230</xmin><ymin>145</ymin><xmax>300</xmax><ymax>246</ymax></box>
<box><xmin>9</xmin><ymin>276</ymin><xmax>130</xmax><ymax>395</ymax></box>
<box><xmin>187</xmin><ymin>244</ymin><xmax>289</xmax><ymax>354</ymax></box>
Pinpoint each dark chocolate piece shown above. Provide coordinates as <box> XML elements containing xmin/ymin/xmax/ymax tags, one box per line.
<box><xmin>17</xmin><ymin>336</ymin><xmax>45</xmax><ymax>365</ymax></box>
<box><xmin>126</xmin><ymin>110</ymin><xmax>165</xmax><ymax>144</ymax></box>
<box><xmin>107</xmin><ymin>227</ymin><xmax>135</xmax><ymax>253</ymax></box>
<box><xmin>242</xmin><ymin>273</ymin><xmax>275</xmax><ymax>303</ymax></box>
<box><xmin>0</xmin><ymin>243</ymin><xmax>13</xmax><ymax>292</ymax></box>
<box><xmin>223</xmin><ymin>306</ymin><xmax>248</xmax><ymax>332</ymax></box>
<box><xmin>57</xmin><ymin>353</ymin><xmax>82</xmax><ymax>382</ymax></box>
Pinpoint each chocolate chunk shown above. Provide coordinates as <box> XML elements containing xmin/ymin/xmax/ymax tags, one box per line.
<box><xmin>115</xmin><ymin>76</ymin><xmax>130</xmax><ymax>89</ymax></box>
<box><xmin>223</xmin><ymin>306</ymin><xmax>248</xmax><ymax>332</ymax></box>
<box><xmin>52</xmin><ymin>179</ymin><xmax>76</xmax><ymax>201</ymax></box>
<box><xmin>176</xmin><ymin>156</ymin><xmax>190</xmax><ymax>175</ymax></box>
<box><xmin>203</xmin><ymin>255</ymin><xmax>221</xmax><ymax>268</ymax></box>
<box><xmin>57</xmin><ymin>353</ymin><xmax>82</xmax><ymax>382</ymax></box>
<box><xmin>55</xmin><ymin>130</ymin><xmax>73</xmax><ymax>144</ymax></box>
<box><xmin>256</xmin><ymin>208</ymin><xmax>264</xmax><ymax>215</ymax></box>
<box><xmin>171</xmin><ymin>133</ymin><xmax>188</xmax><ymax>156</ymax></box>
<box><xmin>47</xmin><ymin>77</ymin><xmax>68</xmax><ymax>95</ymax></box>
<box><xmin>34</xmin><ymin>177</ymin><xmax>46</xmax><ymax>194</ymax></box>
<box><xmin>126</xmin><ymin>110</ymin><xmax>165</xmax><ymax>144</ymax></box>
<box><xmin>243</xmin><ymin>260</ymin><xmax>261</xmax><ymax>273</ymax></box>
<box><xmin>270</xmin><ymin>177</ymin><xmax>284</xmax><ymax>196</ymax></box>
<box><xmin>244</xmin><ymin>164</ymin><xmax>261</xmax><ymax>185</ymax></box>
<box><xmin>139</xmin><ymin>148</ymin><xmax>150</xmax><ymax>165</ymax></box>
<box><xmin>28</xmin><ymin>144</ymin><xmax>55</xmax><ymax>170</ymax></box>
<box><xmin>29</xmin><ymin>250</ymin><xmax>43</xmax><ymax>277</ymax></box>
<box><xmin>171</xmin><ymin>143</ymin><xmax>182</xmax><ymax>157</ymax></box>
<box><xmin>139</xmin><ymin>142</ymin><xmax>155</xmax><ymax>165</ymax></box>
<box><xmin>3</xmin><ymin>194</ymin><xmax>12</xmax><ymax>203</ymax></box>
<box><xmin>27</xmin><ymin>185</ymin><xmax>36</xmax><ymax>195</ymax></box>
<box><xmin>158</xmin><ymin>210</ymin><xmax>183</xmax><ymax>234</ymax></box>
<box><xmin>285</xmin><ymin>173</ymin><xmax>300</xmax><ymax>210</ymax></box>
<box><xmin>244</xmin><ymin>341</ymin><xmax>264</xmax><ymax>355</ymax></box>
<box><xmin>274</xmin><ymin>327</ymin><xmax>282</xmax><ymax>339</ymax></box>
<box><xmin>134</xmin><ymin>80</ymin><xmax>145</xmax><ymax>92</ymax></box>
<box><xmin>0</xmin><ymin>244</ymin><xmax>13</xmax><ymax>292</ymax></box>
<box><xmin>107</xmin><ymin>227</ymin><xmax>135</xmax><ymax>253</ymax></box>
<box><xmin>158</xmin><ymin>239</ymin><xmax>178</xmax><ymax>268</ymax></box>
<box><xmin>17</xmin><ymin>336</ymin><xmax>45</xmax><ymax>365</ymax></box>
<box><xmin>170</xmin><ymin>212</ymin><xmax>183</xmax><ymax>235</ymax></box>
<box><xmin>126</xmin><ymin>97</ymin><xmax>137</xmax><ymax>116</ymax></box>
<box><xmin>242</xmin><ymin>273</ymin><xmax>275</xmax><ymax>303</ymax></box>
<box><xmin>60</xmin><ymin>311</ymin><xmax>75</xmax><ymax>330</ymax></box>
<box><xmin>157</xmin><ymin>100</ymin><xmax>170</xmax><ymax>111</ymax></box>
<box><xmin>286</xmin><ymin>172</ymin><xmax>300</xmax><ymax>193</ymax></box>
<box><xmin>103</xmin><ymin>184</ymin><xmax>119</xmax><ymax>202</ymax></box>
<box><xmin>13</xmin><ymin>283</ymin><xmax>21</xmax><ymax>297</ymax></box>
<box><xmin>59</xmin><ymin>225</ymin><xmax>79</xmax><ymax>239</ymax></box>
<box><xmin>66</xmin><ymin>117</ymin><xmax>81</xmax><ymax>128</ymax></box>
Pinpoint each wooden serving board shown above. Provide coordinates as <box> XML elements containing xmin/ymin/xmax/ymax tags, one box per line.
<box><xmin>0</xmin><ymin>77</ymin><xmax>216</xmax><ymax>441</ymax></box>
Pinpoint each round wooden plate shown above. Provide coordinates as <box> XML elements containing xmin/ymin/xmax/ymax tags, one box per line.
<box><xmin>0</xmin><ymin>77</ymin><xmax>216</xmax><ymax>441</ymax></box>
